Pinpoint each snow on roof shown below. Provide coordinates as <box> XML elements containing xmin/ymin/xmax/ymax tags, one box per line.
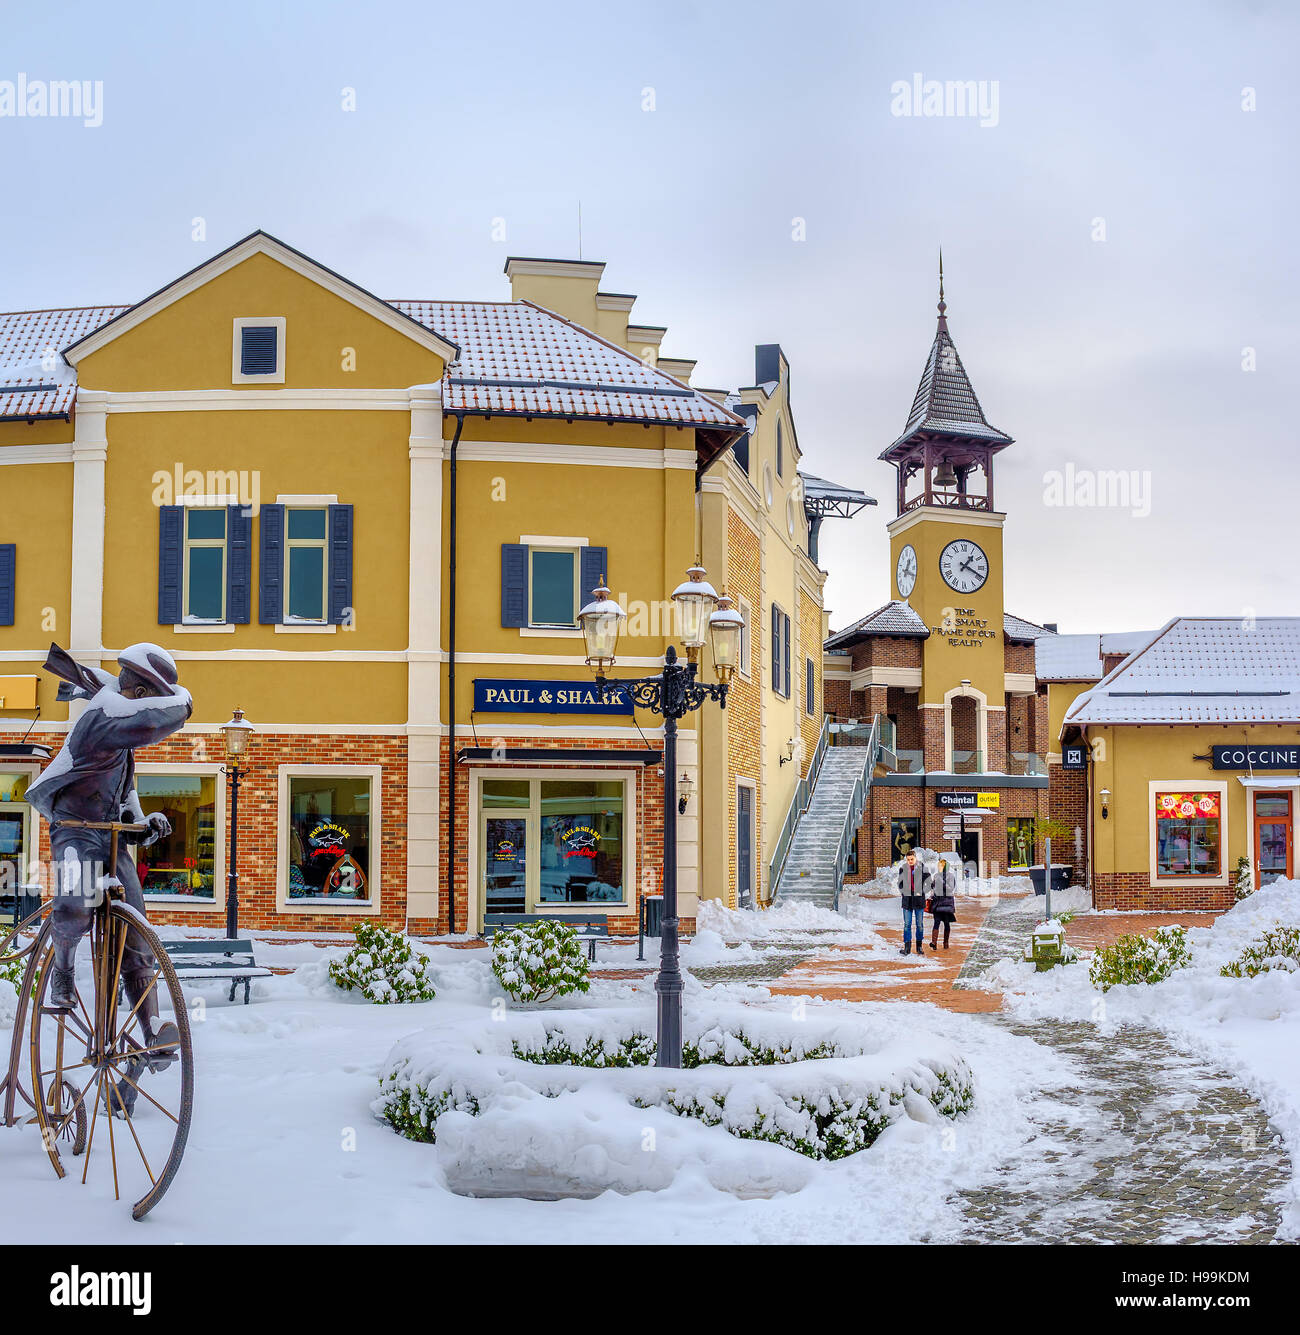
<box><xmin>825</xmin><ymin>600</ymin><xmax>929</xmax><ymax>646</ymax></box>
<box><xmin>1</xmin><ymin>291</ymin><xmax>738</xmax><ymax>433</ymax></box>
<box><xmin>0</xmin><ymin>306</ymin><xmax>126</xmax><ymax>418</ymax></box>
<box><xmin>1004</xmin><ymin>612</ymin><xmax>1055</xmax><ymax>642</ymax></box>
<box><xmin>1100</xmin><ymin>629</ymin><xmax>1158</xmax><ymax>656</ymax></box>
<box><xmin>393</xmin><ymin>299</ymin><xmax>740</xmax><ymax>429</ymax></box>
<box><xmin>1036</xmin><ymin>633</ymin><xmax>1103</xmax><ymax>681</ymax></box>
<box><xmin>1067</xmin><ymin>617</ymin><xmax>1300</xmax><ymax>726</ymax></box>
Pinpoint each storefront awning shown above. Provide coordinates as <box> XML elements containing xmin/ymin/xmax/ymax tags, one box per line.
<box><xmin>1236</xmin><ymin>775</ymin><xmax>1300</xmax><ymax>787</ymax></box>
<box><xmin>456</xmin><ymin>747</ymin><xmax>660</xmax><ymax>766</ymax></box>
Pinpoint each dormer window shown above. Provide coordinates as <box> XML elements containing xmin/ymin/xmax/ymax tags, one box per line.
<box><xmin>232</xmin><ymin>316</ymin><xmax>286</xmax><ymax>384</ymax></box>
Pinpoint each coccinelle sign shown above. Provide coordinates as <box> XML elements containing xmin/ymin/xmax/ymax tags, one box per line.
<box><xmin>1211</xmin><ymin>745</ymin><xmax>1300</xmax><ymax>771</ymax></box>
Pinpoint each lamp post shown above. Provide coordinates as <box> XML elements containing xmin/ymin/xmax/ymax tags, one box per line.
<box><xmin>578</xmin><ymin>571</ymin><xmax>743</xmax><ymax>1068</ymax></box>
<box><xmin>219</xmin><ymin>708</ymin><xmax>254</xmax><ymax>940</ymax></box>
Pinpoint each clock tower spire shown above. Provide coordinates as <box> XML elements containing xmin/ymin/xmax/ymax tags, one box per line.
<box><xmin>882</xmin><ymin>268</ymin><xmax>1014</xmax><ymax>776</ymax></box>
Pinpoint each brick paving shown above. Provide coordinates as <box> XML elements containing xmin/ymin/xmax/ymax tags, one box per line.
<box><xmin>686</xmin><ymin>890</ymin><xmax>1292</xmax><ymax>1244</ymax></box>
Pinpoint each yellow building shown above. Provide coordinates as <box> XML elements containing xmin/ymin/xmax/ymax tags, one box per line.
<box><xmin>1064</xmin><ymin>617</ymin><xmax>1300</xmax><ymax>910</ymax></box>
<box><xmin>0</xmin><ymin>233</ymin><xmax>860</xmax><ymax>934</ymax></box>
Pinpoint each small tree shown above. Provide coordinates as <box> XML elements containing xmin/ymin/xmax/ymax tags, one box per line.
<box><xmin>491</xmin><ymin>920</ymin><xmax>590</xmax><ymax>1004</ymax></box>
<box><xmin>329</xmin><ymin>922</ymin><xmax>437</xmax><ymax>1004</ymax></box>
<box><xmin>1233</xmin><ymin>855</ymin><xmax>1255</xmax><ymax>903</ymax></box>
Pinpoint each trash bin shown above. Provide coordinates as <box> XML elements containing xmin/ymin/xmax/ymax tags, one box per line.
<box><xmin>1028</xmin><ymin>864</ymin><xmax>1072</xmax><ymax>896</ymax></box>
<box><xmin>641</xmin><ymin>894</ymin><xmax>665</xmax><ymax>938</ymax></box>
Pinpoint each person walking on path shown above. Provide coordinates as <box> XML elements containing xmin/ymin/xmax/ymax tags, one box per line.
<box><xmin>897</xmin><ymin>850</ymin><xmax>931</xmax><ymax>955</ymax></box>
<box><xmin>930</xmin><ymin>856</ymin><xmax>958</xmax><ymax>951</ymax></box>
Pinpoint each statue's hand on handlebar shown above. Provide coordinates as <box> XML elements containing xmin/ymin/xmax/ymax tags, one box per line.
<box><xmin>142</xmin><ymin>812</ymin><xmax>172</xmax><ymax>847</ymax></box>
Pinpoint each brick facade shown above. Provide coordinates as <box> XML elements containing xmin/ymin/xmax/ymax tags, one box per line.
<box><xmin>1093</xmin><ymin>872</ymin><xmax>1232</xmax><ymax>914</ymax></box>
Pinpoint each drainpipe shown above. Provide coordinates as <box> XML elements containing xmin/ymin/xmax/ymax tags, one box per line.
<box><xmin>446</xmin><ymin>412</ymin><xmax>465</xmax><ymax>935</ymax></box>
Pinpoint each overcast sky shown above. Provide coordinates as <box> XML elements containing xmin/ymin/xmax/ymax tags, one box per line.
<box><xmin>4</xmin><ymin>0</ymin><xmax>1295</xmax><ymax>634</ymax></box>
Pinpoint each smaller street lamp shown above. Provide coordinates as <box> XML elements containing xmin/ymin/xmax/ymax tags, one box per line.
<box><xmin>219</xmin><ymin>708</ymin><xmax>255</xmax><ymax>939</ymax></box>
<box><xmin>576</xmin><ymin>577</ymin><xmax>627</xmax><ymax>671</ymax></box>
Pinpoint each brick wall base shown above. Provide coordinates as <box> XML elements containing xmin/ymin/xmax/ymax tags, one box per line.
<box><xmin>1093</xmin><ymin>872</ymin><xmax>1233</xmax><ymax>913</ymax></box>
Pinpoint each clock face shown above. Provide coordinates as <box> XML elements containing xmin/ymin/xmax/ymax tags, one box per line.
<box><xmin>939</xmin><ymin>539</ymin><xmax>989</xmax><ymax>594</ymax></box>
<box><xmin>895</xmin><ymin>544</ymin><xmax>917</xmax><ymax>598</ymax></box>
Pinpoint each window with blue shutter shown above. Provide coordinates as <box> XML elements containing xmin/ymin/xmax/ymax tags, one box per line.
<box><xmin>327</xmin><ymin>504</ymin><xmax>354</xmax><ymax>625</ymax></box>
<box><xmin>501</xmin><ymin>544</ymin><xmax>529</xmax><ymax>628</ymax></box>
<box><xmin>782</xmin><ymin>612</ymin><xmax>791</xmax><ymax>699</ymax></box>
<box><xmin>226</xmin><ymin>505</ymin><xmax>252</xmax><ymax>624</ymax></box>
<box><xmin>0</xmin><ymin>544</ymin><xmax>14</xmax><ymax>626</ymax></box>
<box><xmin>806</xmin><ymin>656</ymin><xmax>816</xmax><ymax>716</ymax></box>
<box><xmin>259</xmin><ymin>504</ymin><xmax>285</xmax><ymax>624</ymax></box>
<box><xmin>240</xmin><ymin>325</ymin><xmax>278</xmax><ymax>376</ymax></box>
<box><xmin>157</xmin><ymin>507</ymin><xmax>183</xmax><ymax>625</ymax></box>
<box><xmin>770</xmin><ymin>605</ymin><xmax>791</xmax><ymax>697</ymax></box>
<box><xmin>577</xmin><ymin>547</ymin><xmax>607</xmax><ymax>610</ymax></box>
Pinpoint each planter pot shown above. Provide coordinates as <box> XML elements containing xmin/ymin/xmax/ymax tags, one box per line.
<box><xmin>1027</xmin><ymin>864</ymin><xmax>1072</xmax><ymax>896</ymax></box>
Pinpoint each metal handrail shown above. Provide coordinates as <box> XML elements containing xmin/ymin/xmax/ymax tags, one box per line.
<box><xmin>831</xmin><ymin>714</ymin><xmax>880</xmax><ymax>910</ymax></box>
<box><xmin>765</xmin><ymin>715</ymin><xmax>831</xmax><ymax>903</ymax></box>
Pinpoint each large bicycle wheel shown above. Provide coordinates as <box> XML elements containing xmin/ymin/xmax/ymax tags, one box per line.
<box><xmin>1</xmin><ymin>906</ymin><xmax>51</xmax><ymax>1130</ymax></box>
<box><xmin>29</xmin><ymin>901</ymin><xmax>194</xmax><ymax>1220</ymax></box>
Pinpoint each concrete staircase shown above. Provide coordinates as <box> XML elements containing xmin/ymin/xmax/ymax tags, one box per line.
<box><xmin>772</xmin><ymin>747</ymin><xmax>872</xmax><ymax>909</ymax></box>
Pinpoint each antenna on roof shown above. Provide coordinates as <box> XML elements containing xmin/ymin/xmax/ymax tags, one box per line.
<box><xmin>578</xmin><ymin>200</ymin><xmax>583</xmax><ymax>260</ymax></box>
<box><xmin>937</xmin><ymin>247</ymin><xmax>948</xmax><ymax>333</ymax></box>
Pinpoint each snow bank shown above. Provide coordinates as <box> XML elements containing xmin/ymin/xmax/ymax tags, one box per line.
<box><xmin>375</xmin><ymin>1002</ymin><xmax>972</xmax><ymax>1197</ymax></box>
<box><xmin>986</xmin><ymin>879</ymin><xmax>1300</xmax><ymax>1236</ymax></box>
<box><xmin>696</xmin><ymin>897</ymin><xmax>886</xmax><ymax>946</ymax></box>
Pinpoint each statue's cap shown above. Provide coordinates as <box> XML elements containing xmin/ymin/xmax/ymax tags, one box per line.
<box><xmin>117</xmin><ymin>642</ymin><xmax>180</xmax><ymax>693</ymax></box>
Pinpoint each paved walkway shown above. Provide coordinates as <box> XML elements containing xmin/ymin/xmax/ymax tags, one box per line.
<box><xmin>688</xmin><ymin>891</ymin><xmax>1292</xmax><ymax>1244</ymax></box>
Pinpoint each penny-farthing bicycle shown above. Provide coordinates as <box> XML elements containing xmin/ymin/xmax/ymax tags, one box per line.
<box><xmin>1</xmin><ymin>820</ymin><xmax>194</xmax><ymax>1220</ymax></box>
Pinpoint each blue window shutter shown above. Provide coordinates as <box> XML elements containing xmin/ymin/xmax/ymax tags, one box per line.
<box><xmin>258</xmin><ymin>504</ymin><xmax>285</xmax><ymax>624</ymax></box>
<box><xmin>771</xmin><ymin>605</ymin><xmax>779</xmax><ymax>690</ymax></box>
<box><xmin>501</xmin><ymin>544</ymin><xmax>528</xmax><ymax>627</ymax></box>
<box><xmin>158</xmin><ymin>507</ymin><xmax>183</xmax><ymax>625</ymax></box>
<box><xmin>328</xmin><ymin>504</ymin><xmax>354</xmax><ymax>625</ymax></box>
<box><xmin>226</xmin><ymin>505</ymin><xmax>252</xmax><ymax>624</ymax></box>
<box><xmin>783</xmin><ymin>613</ymin><xmax>791</xmax><ymax>698</ymax></box>
<box><xmin>0</xmin><ymin>544</ymin><xmax>14</xmax><ymax>626</ymax></box>
<box><xmin>240</xmin><ymin>325</ymin><xmax>278</xmax><ymax>375</ymax></box>
<box><xmin>578</xmin><ymin>546</ymin><xmax>607</xmax><ymax>607</ymax></box>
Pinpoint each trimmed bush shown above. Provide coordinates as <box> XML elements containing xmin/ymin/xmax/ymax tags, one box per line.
<box><xmin>1089</xmin><ymin>925</ymin><xmax>1191</xmax><ymax>991</ymax></box>
<box><xmin>329</xmin><ymin>922</ymin><xmax>436</xmax><ymax>1004</ymax></box>
<box><xmin>491</xmin><ymin>920</ymin><xmax>590</xmax><ymax>1003</ymax></box>
<box><xmin>1220</xmin><ymin>924</ymin><xmax>1300</xmax><ymax>979</ymax></box>
<box><xmin>1233</xmin><ymin>856</ymin><xmax>1255</xmax><ymax>903</ymax></box>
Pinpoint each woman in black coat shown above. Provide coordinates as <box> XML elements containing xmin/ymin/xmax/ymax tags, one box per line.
<box><xmin>929</xmin><ymin>857</ymin><xmax>958</xmax><ymax>950</ymax></box>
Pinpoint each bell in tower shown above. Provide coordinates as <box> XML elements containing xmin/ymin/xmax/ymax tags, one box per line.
<box><xmin>879</xmin><ymin>254</ymin><xmax>1014</xmax><ymax>516</ymax></box>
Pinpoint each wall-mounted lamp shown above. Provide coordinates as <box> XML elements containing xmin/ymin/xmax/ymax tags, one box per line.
<box><xmin>1100</xmin><ymin>787</ymin><xmax>1111</xmax><ymax>820</ymax></box>
<box><xmin>779</xmin><ymin>738</ymin><xmax>797</xmax><ymax>766</ymax></box>
<box><xmin>677</xmin><ymin>770</ymin><xmax>694</xmax><ymax>816</ymax></box>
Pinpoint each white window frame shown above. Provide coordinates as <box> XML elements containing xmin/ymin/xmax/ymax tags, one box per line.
<box><xmin>1148</xmin><ymin>779</ymin><xmax>1229</xmax><ymax>887</ymax></box>
<box><xmin>232</xmin><ymin>316</ymin><xmax>286</xmax><ymax>385</ymax></box>
<box><xmin>469</xmin><ymin>767</ymin><xmax>638</xmax><ymax>927</ymax></box>
<box><xmin>527</xmin><ymin>545</ymin><xmax>582</xmax><ymax>630</ymax></box>
<box><xmin>277</xmin><ymin>764</ymin><xmax>383</xmax><ymax>914</ymax></box>
<box><xmin>735</xmin><ymin>776</ymin><xmax>757</xmax><ymax>908</ymax></box>
<box><xmin>284</xmin><ymin>505</ymin><xmax>329</xmax><ymax>625</ymax></box>
<box><xmin>134</xmin><ymin>762</ymin><xmax>226</xmax><ymax>913</ymax></box>
<box><xmin>0</xmin><ymin>762</ymin><xmax>41</xmax><ymax>893</ymax></box>
<box><xmin>182</xmin><ymin>506</ymin><xmax>227</xmax><ymax>625</ymax></box>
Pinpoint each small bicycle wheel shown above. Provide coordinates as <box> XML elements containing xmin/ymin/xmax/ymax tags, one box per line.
<box><xmin>29</xmin><ymin>902</ymin><xmax>194</xmax><ymax>1220</ymax></box>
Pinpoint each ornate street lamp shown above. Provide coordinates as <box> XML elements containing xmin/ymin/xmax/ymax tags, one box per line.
<box><xmin>578</xmin><ymin>567</ymin><xmax>743</xmax><ymax>1068</ymax></box>
<box><xmin>219</xmin><ymin>708</ymin><xmax>255</xmax><ymax>939</ymax></box>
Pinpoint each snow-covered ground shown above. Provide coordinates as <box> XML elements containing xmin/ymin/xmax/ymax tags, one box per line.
<box><xmin>0</xmin><ymin>922</ymin><xmax>1063</xmax><ymax>1244</ymax></box>
<box><xmin>979</xmin><ymin>879</ymin><xmax>1300</xmax><ymax>1236</ymax></box>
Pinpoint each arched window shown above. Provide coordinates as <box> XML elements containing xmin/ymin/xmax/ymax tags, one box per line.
<box><xmin>776</xmin><ymin>421</ymin><xmax>784</xmax><ymax>478</ymax></box>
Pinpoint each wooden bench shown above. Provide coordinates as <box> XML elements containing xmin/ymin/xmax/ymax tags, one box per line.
<box><xmin>162</xmin><ymin>939</ymin><xmax>273</xmax><ymax>1005</ymax></box>
<box><xmin>482</xmin><ymin>913</ymin><xmax>609</xmax><ymax>962</ymax></box>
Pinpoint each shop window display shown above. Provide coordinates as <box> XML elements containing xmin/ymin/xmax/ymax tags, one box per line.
<box><xmin>1155</xmin><ymin>791</ymin><xmax>1221</xmax><ymax>878</ymax></box>
<box><xmin>287</xmin><ymin>774</ymin><xmax>373</xmax><ymax>900</ymax></box>
<box><xmin>136</xmin><ymin>774</ymin><xmax>217</xmax><ymax>900</ymax></box>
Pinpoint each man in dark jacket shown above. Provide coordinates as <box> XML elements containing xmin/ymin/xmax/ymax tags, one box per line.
<box><xmin>896</xmin><ymin>850</ymin><xmax>931</xmax><ymax>955</ymax></box>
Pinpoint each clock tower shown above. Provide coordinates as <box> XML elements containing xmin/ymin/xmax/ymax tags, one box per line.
<box><xmin>882</xmin><ymin>263</ymin><xmax>1015</xmax><ymax>772</ymax></box>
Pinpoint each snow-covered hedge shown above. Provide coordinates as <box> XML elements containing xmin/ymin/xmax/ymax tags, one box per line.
<box><xmin>375</xmin><ymin>1006</ymin><xmax>973</xmax><ymax>1164</ymax></box>
<box><xmin>1089</xmin><ymin>925</ymin><xmax>1191</xmax><ymax>991</ymax></box>
<box><xmin>490</xmin><ymin>919</ymin><xmax>589</xmax><ymax>1003</ymax></box>
<box><xmin>1220</xmin><ymin>924</ymin><xmax>1300</xmax><ymax>979</ymax></box>
<box><xmin>328</xmin><ymin>922</ymin><xmax>437</xmax><ymax>1004</ymax></box>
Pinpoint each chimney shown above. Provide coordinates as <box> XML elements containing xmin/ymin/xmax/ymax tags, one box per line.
<box><xmin>504</xmin><ymin>257</ymin><xmax>606</xmax><ymax>328</ymax></box>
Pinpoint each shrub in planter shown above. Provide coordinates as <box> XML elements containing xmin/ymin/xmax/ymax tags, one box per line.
<box><xmin>1089</xmin><ymin>925</ymin><xmax>1191</xmax><ymax>992</ymax></box>
<box><xmin>329</xmin><ymin>922</ymin><xmax>437</xmax><ymax>1004</ymax></box>
<box><xmin>491</xmin><ymin>920</ymin><xmax>590</xmax><ymax>1004</ymax></box>
<box><xmin>1220</xmin><ymin>924</ymin><xmax>1300</xmax><ymax>979</ymax></box>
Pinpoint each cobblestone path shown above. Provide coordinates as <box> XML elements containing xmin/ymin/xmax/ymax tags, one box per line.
<box><xmin>689</xmin><ymin>895</ymin><xmax>1292</xmax><ymax>1243</ymax></box>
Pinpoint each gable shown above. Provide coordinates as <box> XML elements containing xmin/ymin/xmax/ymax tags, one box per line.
<box><xmin>70</xmin><ymin>239</ymin><xmax>453</xmax><ymax>394</ymax></box>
